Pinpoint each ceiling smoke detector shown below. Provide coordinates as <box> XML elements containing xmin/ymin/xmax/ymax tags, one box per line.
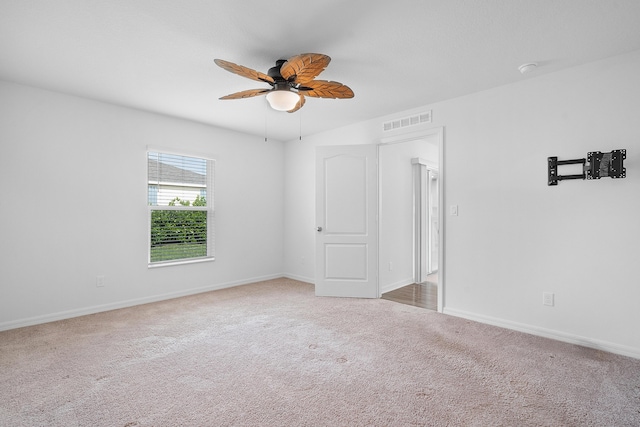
<box><xmin>518</xmin><ymin>63</ymin><xmax>538</xmax><ymax>74</ymax></box>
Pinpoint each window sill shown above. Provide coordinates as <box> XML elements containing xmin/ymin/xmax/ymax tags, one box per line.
<box><xmin>148</xmin><ymin>256</ymin><xmax>215</xmax><ymax>269</ymax></box>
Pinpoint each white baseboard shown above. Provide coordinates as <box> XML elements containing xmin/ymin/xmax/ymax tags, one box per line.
<box><xmin>283</xmin><ymin>273</ymin><xmax>314</xmax><ymax>284</ymax></box>
<box><xmin>443</xmin><ymin>307</ymin><xmax>640</xmax><ymax>360</ymax></box>
<box><xmin>380</xmin><ymin>277</ymin><xmax>415</xmax><ymax>294</ymax></box>
<box><xmin>0</xmin><ymin>273</ymin><xmax>283</xmax><ymax>332</ymax></box>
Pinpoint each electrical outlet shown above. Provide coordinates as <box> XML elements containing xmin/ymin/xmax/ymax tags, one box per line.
<box><xmin>543</xmin><ymin>292</ymin><xmax>554</xmax><ymax>306</ymax></box>
<box><xmin>96</xmin><ymin>276</ymin><xmax>105</xmax><ymax>287</ymax></box>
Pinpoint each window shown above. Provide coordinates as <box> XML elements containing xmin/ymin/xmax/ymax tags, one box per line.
<box><xmin>147</xmin><ymin>150</ymin><xmax>214</xmax><ymax>266</ymax></box>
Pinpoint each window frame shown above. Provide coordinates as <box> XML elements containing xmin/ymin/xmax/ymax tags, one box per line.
<box><xmin>147</xmin><ymin>147</ymin><xmax>215</xmax><ymax>268</ymax></box>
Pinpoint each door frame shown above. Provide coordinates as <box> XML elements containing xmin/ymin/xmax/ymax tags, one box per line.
<box><xmin>379</xmin><ymin>127</ymin><xmax>445</xmax><ymax>312</ymax></box>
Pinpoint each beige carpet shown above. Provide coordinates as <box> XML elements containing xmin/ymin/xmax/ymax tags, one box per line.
<box><xmin>1</xmin><ymin>278</ymin><xmax>639</xmax><ymax>426</ymax></box>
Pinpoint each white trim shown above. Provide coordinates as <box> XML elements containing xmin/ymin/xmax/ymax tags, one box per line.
<box><xmin>438</xmin><ymin>129</ymin><xmax>444</xmax><ymax>313</ymax></box>
<box><xmin>148</xmin><ymin>256</ymin><xmax>215</xmax><ymax>269</ymax></box>
<box><xmin>410</xmin><ymin>157</ymin><xmax>438</xmax><ymax>170</ymax></box>
<box><xmin>148</xmin><ymin>180</ymin><xmax>207</xmax><ymax>188</ymax></box>
<box><xmin>283</xmin><ymin>273</ymin><xmax>314</xmax><ymax>284</ymax></box>
<box><xmin>380</xmin><ymin>277</ymin><xmax>415</xmax><ymax>294</ymax></box>
<box><xmin>0</xmin><ymin>274</ymin><xmax>283</xmax><ymax>332</ymax></box>
<box><xmin>149</xmin><ymin>205</ymin><xmax>208</xmax><ymax>211</ymax></box>
<box><xmin>146</xmin><ymin>145</ymin><xmax>216</xmax><ymax>161</ymax></box>
<box><xmin>443</xmin><ymin>307</ymin><xmax>640</xmax><ymax>360</ymax></box>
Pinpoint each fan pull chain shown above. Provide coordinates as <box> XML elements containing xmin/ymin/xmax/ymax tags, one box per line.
<box><xmin>299</xmin><ymin>110</ymin><xmax>302</xmax><ymax>141</ymax></box>
<box><xmin>264</xmin><ymin>109</ymin><xmax>268</xmax><ymax>142</ymax></box>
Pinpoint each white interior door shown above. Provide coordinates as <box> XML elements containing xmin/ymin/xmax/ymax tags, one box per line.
<box><xmin>315</xmin><ymin>144</ymin><xmax>378</xmax><ymax>298</ymax></box>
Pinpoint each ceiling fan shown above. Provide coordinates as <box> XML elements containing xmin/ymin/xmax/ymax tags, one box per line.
<box><xmin>214</xmin><ymin>53</ymin><xmax>354</xmax><ymax>113</ymax></box>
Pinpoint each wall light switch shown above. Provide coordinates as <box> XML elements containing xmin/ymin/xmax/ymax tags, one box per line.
<box><xmin>450</xmin><ymin>205</ymin><xmax>459</xmax><ymax>216</ymax></box>
<box><xmin>543</xmin><ymin>292</ymin><xmax>554</xmax><ymax>306</ymax></box>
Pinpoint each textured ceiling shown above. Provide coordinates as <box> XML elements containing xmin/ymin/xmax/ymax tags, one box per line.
<box><xmin>2</xmin><ymin>0</ymin><xmax>640</xmax><ymax>141</ymax></box>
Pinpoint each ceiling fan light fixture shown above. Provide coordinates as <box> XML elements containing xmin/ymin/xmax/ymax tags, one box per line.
<box><xmin>266</xmin><ymin>89</ymin><xmax>299</xmax><ymax>111</ymax></box>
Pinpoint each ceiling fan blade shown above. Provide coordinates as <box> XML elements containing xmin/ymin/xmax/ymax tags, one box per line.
<box><xmin>287</xmin><ymin>95</ymin><xmax>306</xmax><ymax>113</ymax></box>
<box><xmin>214</xmin><ymin>59</ymin><xmax>275</xmax><ymax>84</ymax></box>
<box><xmin>280</xmin><ymin>53</ymin><xmax>331</xmax><ymax>84</ymax></box>
<box><xmin>298</xmin><ymin>80</ymin><xmax>354</xmax><ymax>99</ymax></box>
<box><xmin>219</xmin><ymin>88</ymin><xmax>271</xmax><ymax>100</ymax></box>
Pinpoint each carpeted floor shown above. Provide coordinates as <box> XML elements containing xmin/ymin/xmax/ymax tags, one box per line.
<box><xmin>1</xmin><ymin>278</ymin><xmax>639</xmax><ymax>426</ymax></box>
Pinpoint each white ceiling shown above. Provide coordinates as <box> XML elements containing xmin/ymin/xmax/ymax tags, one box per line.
<box><xmin>2</xmin><ymin>0</ymin><xmax>640</xmax><ymax>141</ymax></box>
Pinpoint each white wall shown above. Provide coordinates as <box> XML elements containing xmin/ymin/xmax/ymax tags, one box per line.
<box><xmin>0</xmin><ymin>81</ymin><xmax>284</xmax><ymax>329</ymax></box>
<box><xmin>440</xmin><ymin>50</ymin><xmax>640</xmax><ymax>358</ymax></box>
<box><xmin>283</xmin><ymin>49</ymin><xmax>640</xmax><ymax>358</ymax></box>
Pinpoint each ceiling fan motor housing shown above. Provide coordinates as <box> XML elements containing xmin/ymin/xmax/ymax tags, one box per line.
<box><xmin>268</xmin><ymin>60</ymin><xmax>288</xmax><ymax>82</ymax></box>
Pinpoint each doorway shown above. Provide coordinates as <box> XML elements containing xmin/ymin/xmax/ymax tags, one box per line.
<box><xmin>381</xmin><ymin>160</ymin><xmax>438</xmax><ymax>311</ymax></box>
<box><xmin>378</xmin><ymin>128</ymin><xmax>443</xmax><ymax>311</ymax></box>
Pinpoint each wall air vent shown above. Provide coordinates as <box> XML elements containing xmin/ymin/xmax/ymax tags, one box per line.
<box><xmin>383</xmin><ymin>111</ymin><xmax>432</xmax><ymax>132</ymax></box>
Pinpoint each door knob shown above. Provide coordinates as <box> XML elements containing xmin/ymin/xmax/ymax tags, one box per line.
<box><xmin>316</xmin><ymin>226</ymin><xmax>323</xmax><ymax>232</ymax></box>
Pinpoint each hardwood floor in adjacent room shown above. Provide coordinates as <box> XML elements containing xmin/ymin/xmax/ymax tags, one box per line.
<box><xmin>382</xmin><ymin>275</ymin><xmax>437</xmax><ymax>311</ymax></box>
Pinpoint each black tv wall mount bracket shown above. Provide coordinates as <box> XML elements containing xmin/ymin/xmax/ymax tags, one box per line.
<box><xmin>548</xmin><ymin>149</ymin><xmax>626</xmax><ymax>186</ymax></box>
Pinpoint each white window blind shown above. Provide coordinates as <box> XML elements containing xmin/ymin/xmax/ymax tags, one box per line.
<box><xmin>148</xmin><ymin>151</ymin><xmax>215</xmax><ymax>265</ymax></box>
